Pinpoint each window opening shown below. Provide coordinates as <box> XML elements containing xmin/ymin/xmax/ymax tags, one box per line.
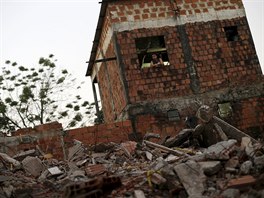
<box><xmin>224</xmin><ymin>26</ymin><xmax>239</xmax><ymax>41</ymax></box>
<box><xmin>135</xmin><ymin>36</ymin><xmax>170</xmax><ymax>68</ymax></box>
<box><xmin>167</xmin><ymin>109</ymin><xmax>180</xmax><ymax>121</ymax></box>
<box><xmin>218</xmin><ymin>102</ymin><xmax>232</xmax><ymax>118</ymax></box>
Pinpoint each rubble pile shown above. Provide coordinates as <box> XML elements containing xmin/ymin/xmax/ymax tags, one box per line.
<box><xmin>1</xmin><ymin>106</ymin><xmax>264</xmax><ymax>198</ymax></box>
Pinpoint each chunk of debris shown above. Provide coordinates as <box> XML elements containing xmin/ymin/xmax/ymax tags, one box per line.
<box><xmin>144</xmin><ymin>140</ymin><xmax>189</xmax><ymax>157</ymax></box>
<box><xmin>204</xmin><ymin>139</ymin><xmax>237</xmax><ymax>160</ymax></box>
<box><xmin>163</xmin><ymin>128</ymin><xmax>194</xmax><ymax>147</ymax></box>
<box><xmin>13</xmin><ymin>149</ymin><xmax>36</xmax><ymax>161</ymax></box>
<box><xmin>213</xmin><ymin>116</ymin><xmax>257</xmax><ymax>143</ymax></box>
<box><xmin>85</xmin><ymin>164</ymin><xmax>106</xmax><ymax>177</ymax></box>
<box><xmin>241</xmin><ymin>137</ymin><xmax>255</xmax><ymax>157</ymax></box>
<box><xmin>48</xmin><ymin>166</ymin><xmax>63</xmax><ymax>176</ymax></box>
<box><xmin>149</xmin><ymin>172</ymin><xmax>167</xmax><ymax>187</ymax></box>
<box><xmin>227</xmin><ymin>175</ymin><xmax>257</xmax><ymax>189</ymax></box>
<box><xmin>143</xmin><ymin>133</ymin><xmax>160</xmax><ymax>141</ymax></box>
<box><xmin>22</xmin><ymin>156</ymin><xmax>44</xmax><ymax>177</ymax></box>
<box><xmin>198</xmin><ymin>161</ymin><xmax>222</xmax><ymax>176</ymax></box>
<box><xmin>0</xmin><ymin>152</ymin><xmax>21</xmax><ymax>170</ymax></box>
<box><xmin>240</xmin><ymin>160</ymin><xmax>252</xmax><ymax>175</ymax></box>
<box><xmin>253</xmin><ymin>155</ymin><xmax>264</xmax><ymax>170</ymax></box>
<box><xmin>174</xmin><ymin>160</ymin><xmax>206</xmax><ymax>197</ymax></box>
<box><xmin>221</xmin><ymin>188</ymin><xmax>240</xmax><ymax>198</ymax></box>
<box><xmin>134</xmin><ymin>190</ymin><xmax>146</xmax><ymax>198</ymax></box>
<box><xmin>120</xmin><ymin>141</ymin><xmax>137</xmax><ymax>157</ymax></box>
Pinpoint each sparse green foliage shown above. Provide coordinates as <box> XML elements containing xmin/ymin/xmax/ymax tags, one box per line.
<box><xmin>0</xmin><ymin>55</ymin><xmax>96</xmax><ymax>134</ymax></box>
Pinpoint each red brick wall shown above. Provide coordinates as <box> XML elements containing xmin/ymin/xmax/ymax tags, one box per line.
<box><xmin>107</xmin><ymin>0</ymin><xmax>244</xmax><ymax>23</ymax></box>
<box><xmin>232</xmin><ymin>97</ymin><xmax>264</xmax><ymax>138</ymax></box>
<box><xmin>94</xmin><ymin>0</ymin><xmax>259</xmax><ymax>122</ymax></box>
<box><xmin>187</xmin><ymin>17</ymin><xmax>262</xmax><ymax>92</ymax></box>
<box><xmin>97</xmin><ymin>39</ymin><xmax>127</xmax><ymax>123</ymax></box>
<box><xmin>115</xmin><ymin>17</ymin><xmax>261</xmax><ymax>103</ymax></box>
<box><xmin>1</xmin><ymin>121</ymin><xmax>133</xmax><ymax>160</ymax></box>
<box><xmin>97</xmin><ymin>64</ymin><xmax>116</xmax><ymax>122</ymax></box>
<box><xmin>66</xmin><ymin>120</ymin><xmax>132</xmax><ymax>145</ymax></box>
<box><xmin>11</xmin><ymin>122</ymin><xmax>64</xmax><ymax>159</ymax></box>
<box><xmin>116</xmin><ymin>27</ymin><xmax>192</xmax><ymax>103</ymax></box>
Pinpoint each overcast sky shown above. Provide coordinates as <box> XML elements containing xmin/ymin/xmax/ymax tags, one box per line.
<box><xmin>0</xmin><ymin>0</ymin><xmax>263</xmax><ymax>103</ymax></box>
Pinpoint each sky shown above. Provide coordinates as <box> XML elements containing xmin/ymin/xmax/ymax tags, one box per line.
<box><xmin>0</xmin><ymin>0</ymin><xmax>263</xmax><ymax>103</ymax></box>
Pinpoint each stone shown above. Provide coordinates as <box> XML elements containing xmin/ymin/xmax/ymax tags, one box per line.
<box><xmin>151</xmin><ymin>158</ymin><xmax>168</xmax><ymax>171</ymax></box>
<box><xmin>254</xmin><ymin>155</ymin><xmax>264</xmax><ymax>170</ymax></box>
<box><xmin>221</xmin><ymin>188</ymin><xmax>240</xmax><ymax>198</ymax></box>
<box><xmin>174</xmin><ymin>160</ymin><xmax>206</xmax><ymax>197</ymax></box>
<box><xmin>134</xmin><ymin>190</ymin><xmax>146</xmax><ymax>198</ymax></box>
<box><xmin>165</xmin><ymin>154</ymin><xmax>179</xmax><ymax>163</ymax></box>
<box><xmin>145</xmin><ymin>151</ymin><xmax>153</xmax><ymax>161</ymax></box>
<box><xmin>150</xmin><ymin>173</ymin><xmax>167</xmax><ymax>186</ymax></box>
<box><xmin>22</xmin><ymin>156</ymin><xmax>44</xmax><ymax>177</ymax></box>
<box><xmin>160</xmin><ymin>164</ymin><xmax>175</xmax><ymax>177</ymax></box>
<box><xmin>198</xmin><ymin>161</ymin><xmax>222</xmax><ymax>176</ymax></box>
<box><xmin>240</xmin><ymin>160</ymin><xmax>252</xmax><ymax>175</ymax></box>
<box><xmin>241</xmin><ymin>137</ymin><xmax>255</xmax><ymax>157</ymax></box>
<box><xmin>225</xmin><ymin>156</ymin><xmax>239</xmax><ymax>169</ymax></box>
<box><xmin>204</xmin><ymin>139</ymin><xmax>237</xmax><ymax>160</ymax></box>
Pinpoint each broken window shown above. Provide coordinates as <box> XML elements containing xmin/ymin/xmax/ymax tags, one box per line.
<box><xmin>218</xmin><ymin>102</ymin><xmax>232</xmax><ymax>118</ymax></box>
<box><xmin>224</xmin><ymin>26</ymin><xmax>239</xmax><ymax>41</ymax></box>
<box><xmin>167</xmin><ymin>109</ymin><xmax>180</xmax><ymax>121</ymax></box>
<box><xmin>135</xmin><ymin>36</ymin><xmax>170</xmax><ymax>68</ymax></box>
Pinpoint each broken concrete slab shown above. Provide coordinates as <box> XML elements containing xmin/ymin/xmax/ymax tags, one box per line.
<box><xmin>0</xmin><ymin>152</ymin><xmax>21</xmax><ymax>169</ymax></box>
<box><xmin>204</xmin><ymin>139</ymin><xmax>237</xmax><ymax>160</ymax></box>
<box><xmin>212</xmin><ymin>116</ymin><xmax>257</xmax><ymax>143</ymax></box>
<box><xmin>174</xmin><ymin>160</ymin><xmax>206</xmax><ymax>197</ymax></box>
<box><xmin>22</xmin><ymin>156</ymin><xmax>44</xmax><ymax>177</ymax></box>
<box><xmin>48</xmin><ymin>166</ymin><xmax>63</xmax><ymax>176</ymax></box>
<box><xmin>13</xmin><ymin>149</ymin><xmax>36</xmax><ymax>161</ymax></box>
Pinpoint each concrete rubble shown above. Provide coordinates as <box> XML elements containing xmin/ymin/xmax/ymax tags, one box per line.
<box><xmin>0</xmin><ymin>106</ymin><xmax>264</xmax><ymax>197</ymax></box>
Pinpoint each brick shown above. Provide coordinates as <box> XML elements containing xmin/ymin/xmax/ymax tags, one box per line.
<box><xmin>85</xmin><ymin>164</ymin><xmax>107</xmax><ymax>177</ymax></box>
<box><xmin>227</xmin><ymin>175</ymin><xmax>257</xmax><ymax>189</ymax></box>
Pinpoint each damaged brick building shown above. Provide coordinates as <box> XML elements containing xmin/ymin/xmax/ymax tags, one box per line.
<box><xmin>86</xmin><ymin>0</ymin><xmax>264</xmax><ymax>139</ymax></box>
